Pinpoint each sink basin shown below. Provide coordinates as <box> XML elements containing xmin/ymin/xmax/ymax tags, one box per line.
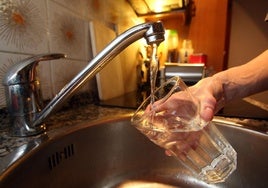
<box><xmin>1</xmin><ymin>116</ymin><xmax>268</xmax><ymax>188</ymax></box>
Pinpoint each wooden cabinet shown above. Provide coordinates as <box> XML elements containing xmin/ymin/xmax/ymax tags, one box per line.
<box><xmin>146</xmin><ymin>0</ymin><xmax>231</xmax><ymax>73</ymax></box>
<box><xmin>189</xmin><ymin>0</ymin><xmax>231</xmax><ymax>72</ymax></box>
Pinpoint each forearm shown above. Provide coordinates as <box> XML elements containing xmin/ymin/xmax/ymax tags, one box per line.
<box><xmin>213</xmin><ymin>50</ymin><xmax>268</xmax><ymax>102</ymax></box>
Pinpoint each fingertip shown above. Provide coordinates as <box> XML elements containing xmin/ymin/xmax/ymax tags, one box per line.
<box><xmin>165</xmin><ymin>150</ymin><xmax>172</xmax><ymax>156</ymax></box>
<box><xmin>201</xmin><ymin>106</ymin><xmax>214</xmax><ymax>122</ymax></box>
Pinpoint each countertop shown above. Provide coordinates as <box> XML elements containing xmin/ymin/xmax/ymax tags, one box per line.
<box><xmin>0</xmin><ymin>104</ymin><xmax>134</xmax><ymax>158</ymax></box>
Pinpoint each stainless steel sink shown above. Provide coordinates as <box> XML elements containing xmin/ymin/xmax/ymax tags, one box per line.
<box><xmin>1</xmin><ymin>116</ymin><xmax>268</xmax><ymax>188</ymax></box>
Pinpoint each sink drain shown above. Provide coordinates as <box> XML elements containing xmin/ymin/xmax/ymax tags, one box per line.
<box><xmin>48</xmin><ymin>144</ymin><xmax>75</xmax><ymax>170</ymax></box>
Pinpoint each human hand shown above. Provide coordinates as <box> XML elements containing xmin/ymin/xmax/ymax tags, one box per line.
<box><xmin>148</xmin><ymin>76</ymin><xmax>224</xmax><ymax>157</ymax></box>
<box><xmin>189</xmin><ymin>76</ymin><xmax>225</xmax><ymax>122</ymax></box>
<box><xmin>144</xmin><ymin>83</ymin><xmax>205</xmax><ymax>158</ymax></box>
<box><xmin>153</xmin><ymin>76</ymin><xmax>224</xmax><ymax>122</ymax></box>
<box><xmin>142</xmin><ymin>103</ymin><xmax>204</xmax><ymax>160</ymax></box>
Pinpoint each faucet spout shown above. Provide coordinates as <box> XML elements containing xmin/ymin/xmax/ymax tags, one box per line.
<box><xmin>35</xmin><ymin>21</ymin><xmax>165</xmax><ymax>126</ymax></box>
<box><xmin>3</xmin><ymin>21</ymin><xmax>165</xmax><ymax>136</ymax></box>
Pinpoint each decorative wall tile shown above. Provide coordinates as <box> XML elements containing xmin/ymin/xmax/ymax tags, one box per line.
<box><xmin>52</xmin><ymin>0</ymin><xmax>89</xmax><ymax>18</ymax></box>
<box><xmin>0</xmin><ymin>0</ymin><xmax>49</xmax><ymax>54</ymax></box>
<box><xmin>0</xmin><ymin>52</ymin><xmax>28</xmax><ymax>107</ymax></box>
<box><xmin>48</xmin><ymin>0</ymin><xmax>89</xmax><ymax>61</ymax></box>
<box><xmin>86</xmin><ymin>0</ymin><xmax>138</xmax><ymax>24</ymax></box>
<box><xmin>38</xmin><ymin>61</ymin><xmax>54</xmax><ymax>100</ymax></box>
<box><xmin>50</xmin><ymin>58</ymin><xmax>90</xmax><ymax>95</ymax></box>
<box><xmin>0</xmin><ymin>0</ymin><xmax>140</xmax><ymax>109</ymax></box>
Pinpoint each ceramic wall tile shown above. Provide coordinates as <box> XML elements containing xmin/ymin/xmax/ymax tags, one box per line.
<box><xmin>50</xmin><ymin>58</ymin><xmax>90</xmax><ymax>95</ymax></box>
<box><xmin>38</xmin><ymin>61</ymin><xmax>54</xmax><ymax>100</ymax></box>
<box><xmin>52</xmin><ymin>0</ymin><xmax>89</xmax><ymax>19</ymax></box>
<box><xmin>48</xmin><ymin>1</ymin><xmax>89</xmax><ymax>61</ymax></box>
<box><xmin>86</xmin><ymin>0</ymin><xmax>138</xmax><ymax>24</ymax></box>
<box><xmin>0</xmin><ymin>0</ymin><xmax>140</xmax><ymax>109</ymax></box>
<box><xmin>0</xmin><ymin>52</ymin><xmax>29</xmax><ymax>107</ymax></box>
<box><xmin>0</xmin><ymin>0</ymin><xmax>49</xmax><ymax>54</ymax></box>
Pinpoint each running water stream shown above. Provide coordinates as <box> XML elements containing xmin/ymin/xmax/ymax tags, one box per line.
<box><xmin>149</xmin><ymin>43</ymin><xmax>159</xmax><ymax>106</ymax></box>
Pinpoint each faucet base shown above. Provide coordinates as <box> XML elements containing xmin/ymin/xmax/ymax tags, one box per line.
<box><xmin>9</xmin><ymin>123</ymin><xmax>46</xmax><ymax>137</ymax></box>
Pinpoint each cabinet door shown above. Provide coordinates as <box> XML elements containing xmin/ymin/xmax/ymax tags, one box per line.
<box><xmin>189</xmin><ymin>0</ymin><xmax>230</xmax><ymax>72</ymax></box>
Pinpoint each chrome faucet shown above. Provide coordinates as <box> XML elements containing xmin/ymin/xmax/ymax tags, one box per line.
<box><xmin>3</xmin><ymin>22</ymin><xmax>165</xmax><ymax>137</ymax></box>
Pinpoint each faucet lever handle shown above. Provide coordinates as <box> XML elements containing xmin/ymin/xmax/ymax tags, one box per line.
<box><xmin>3</xmin><ymin>53</ymin><xmax>66</xmax><ymax>86</ymax></box>
<box><xmin>3</xmin><ymin>53</ymin><xmax>66</xmax><ymax>136</ymax></box>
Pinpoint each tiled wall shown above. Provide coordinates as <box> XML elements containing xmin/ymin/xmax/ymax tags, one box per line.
<box><xmin>0</xmin><ymin>0</ymin><xmax>141</xmax><ymax>108</ymax></box>
<box><xmin>0</xmin><ymin>0</ymin><xmax>91</xmax><ymax>108</ymax></box>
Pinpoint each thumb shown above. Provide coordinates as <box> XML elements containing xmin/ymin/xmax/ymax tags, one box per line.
<box><xmin>200</xmin><ymin>106</ymin><xmax>214</xmax><ymax>122</ymax></box>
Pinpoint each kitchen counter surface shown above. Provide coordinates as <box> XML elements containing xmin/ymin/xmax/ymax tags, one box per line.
<box><xmin>0</xmin><ymin>104</ymin><xmax>134</xmax><ymax>158</ymax></box>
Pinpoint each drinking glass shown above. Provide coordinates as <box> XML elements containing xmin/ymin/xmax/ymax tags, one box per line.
<box><xmin>131</xmin><ymin>76</ymin><xmax>237</xmax><ymax>184</ymax></box>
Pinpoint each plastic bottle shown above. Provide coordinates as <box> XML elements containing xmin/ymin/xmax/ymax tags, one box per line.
<box><xmin>179</xmin><ymin>39</ymin><xmax>194</xmax><ymax>63</ymax></box>
<box><xmin>166</xmin><ymin>30</ymin><xmax>179</xmax><ymax>62</ymax></box>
